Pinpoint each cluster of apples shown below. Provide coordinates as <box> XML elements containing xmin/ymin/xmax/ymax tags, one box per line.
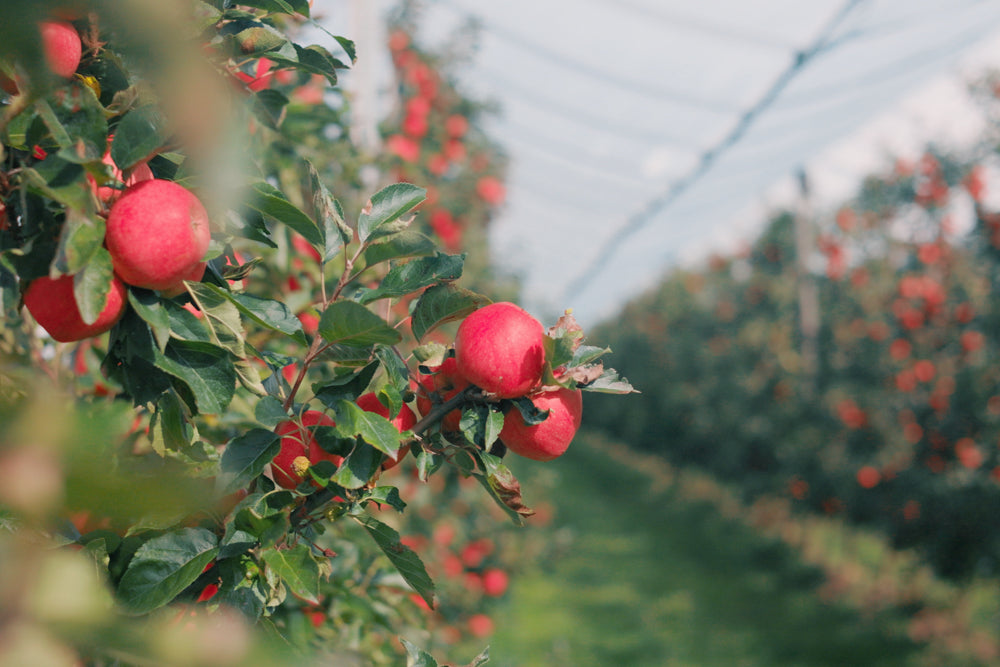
<box><xmin>269</xmin><ymin>303</ymin><xmax>583</xmax><ymax>489</ymax></box>
<box><xmin>24</xmin><ymin>177</ymin><xmax>210</xmax><ymax>342</ymax></box>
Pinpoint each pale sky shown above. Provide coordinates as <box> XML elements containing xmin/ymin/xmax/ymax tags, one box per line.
<box><xmin>316</xmin><ymin>0</ymin><xmax>1000</xmax><ymax>327</ymax></box>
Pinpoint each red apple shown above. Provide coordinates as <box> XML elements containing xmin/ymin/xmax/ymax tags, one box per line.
<box><xmin>481</xmin><ymin>568</ymin><xmax>509</xmax><ymax>597</ymax></box>
<box><xmin>500</xmin><ymin>387</ymin><xmax>583</xmax><ymax>461</ymax></box>
<box><xmin>416</xmin><ymin>357</ymin><xmax>469</xmax><ymax>432</ymax></box>
<box><xmin>1</xmin><ymin>21</ymin><xmax>81</xmax><ymax>95</ymax></box>
<box><xmin>105</xmin><ymin>179</ymin><xmax>211</xmax><ymax>292</ymax></box>
<box><xmin>271</xmin><ymin>410</ymin><xmax>338</xmax><ymax>489</ymax></box>
<box><xmin>355</xmin><ymin>392</ymin><xmax>416</xmax><ymax>469</ymax></box>
<box><xmin>23</xmin><ymin>273</ymin><xmax>126</xmax><ymax>342</ymax></box>
<box><xmin>454</xmin><ymin>302</ymin><xmax>545</xmax><ymax>398</ymax></box>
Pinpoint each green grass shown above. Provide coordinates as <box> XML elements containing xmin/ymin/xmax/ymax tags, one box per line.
<box><xmin>483</xmin><ymin>432</ymin><xmax>923</xmax><ymax>667</ymax></box>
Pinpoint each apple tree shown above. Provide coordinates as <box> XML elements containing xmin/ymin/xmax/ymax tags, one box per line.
<box><xmin>0</xmin><ymin>1</ymin><xmax>634</xmax><ymax>664</ymax></box>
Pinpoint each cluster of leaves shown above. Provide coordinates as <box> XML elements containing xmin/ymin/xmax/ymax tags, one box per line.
<box><xmin>586</xmin><ymin>75</ymin><xmax>1000</xmax><ymax>581</ymax></box>
<box><xmin>0</xmin><ymin>2</ymin><xmax>632</xmax><ymax>664</ymax></box>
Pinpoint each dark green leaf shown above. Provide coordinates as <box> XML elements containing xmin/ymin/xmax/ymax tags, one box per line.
<box><xmin>363</xmin><ymin>486</ymin><xmax>406</xmax><ymax>512</ymax></box>
<box><xmin>233</xmin><ymin>25</ymin><xmax>289</xmax><ymax>55</ymax></box>
<box><xmin>363</xmin><ymin>230</ymin><xmax>437</xmax><ymax>266</ymax></box>
<box><xmin>410</xmin><ymin>284</ymin><xmax>491</xmax><ymax>341</ymax></box>
<box><xmin>268</xmin><ymin>44</ymin><xmax>348</xmax><ymax>85</ymax></box>
<box><xmin>213</xmin><ymin>286</ymin><xmax>306</xmax><ymax>343</ymax></box>
<box><xmin>261</xmin><ymin>544</ymin><xmax>321</xmax><ymax>604</ymax></box>
<box><xmin>252</xmin><ymin>88</ymin><xmax>289</xmax><ymax>130</ymax></box>
<box><xmin>356</xmin><ymin>515</ymin><xmax>434</xmax><ymax>609</ymax></box>
<box><xmin>357</xmin><ymin>183</ymin><xmax>426</xmax><ymax>243</ymax></box>
<box><xmin>155</xmin><ymin>341</ymin><xmax>237</xmax><ymax>415</ymax></box>
<box><xmin>358</xmin><ymin>253</ymin><xmax>464</xmax><ymax>305</ymax></box>
<box><xmin>117</xmin><ymin>527</ymin><xmax>219</xmax><ymax>615</ymax></box>
<box><xmin>111</xmin><ymin>106</ymin><xmax>168</xmax><ymax>169</ymax></box>
<box><xmin>255</xmin><ymin>395</ymin><xmax>289</xmax><ymax>428</ymax></box>
<box><xmin>510</xmin><ymin>396</ymin><xmax>549</xmax><ymax>426</ymax></box>
<box><xmin>217</xmin><ymin>428</ymin><xmax>281</xmax><ymax>495</ymax></box>
<box><xmin>318</xmin><ymin>300</ymin><xmax>401</xmax><ymax>347</ymax></box>
<box><xmin>149</xmin><ymin>392</ymin><xmax>193</xmax><ymax>457</ymax></box>
<box><xmin>127</xmin><ymin>289</ymin><xmax>171</xmax><ymax>352</ymax></box>
<box><xmin>233</xmin><ymin>491</ymin><xmax>294</xmax><ymax>547</ymax></box>
<box><xmin>329</xmin><ymin>442</ymin><xmax>380</xmax><ymax>489</ymax></box>
<box><xmin>459</xmin><ymin>404</ymin><xmax>504</xmax><ymax>450</ymax></box>
<box><xmin>245</xmin><ymin>182</ymin><xmax>322</xmax><ymax>246</ymax></box>
<box><xmin>312</xmin><ymin>361</ymin><xmax>379</xmax><ymax>408</ymax></box>
<box><xmin>330</xmin><ymin>399</ymin><xmax>405</xmax><ymax>457</ymax></box>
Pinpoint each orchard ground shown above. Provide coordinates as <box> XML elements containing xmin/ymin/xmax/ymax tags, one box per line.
<box><xmin>477</xmin><ymin>431</ymin><xmax>999</xmax><ymax>667</ymax></box>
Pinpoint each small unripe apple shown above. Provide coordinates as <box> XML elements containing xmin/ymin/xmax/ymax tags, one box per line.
<box><xmin>455</xmin><ymin>302</ymin><xmax>545</xmax><ymax>398</ymax></box>
<box><xmin>105</xmin><ymin>179</ymin><xmax>210</xmax><ymax>292</ymax></box>
<box><xmin>355</xmin><ymin>392</ymin><xmax>416</xmax><ymax>469</ymax></box>
<box><xmin>23</xmin><ymin>273</ymin><xmax>126</xmax><ymax>342</ymax></box>
<box><xmin>416</xmin><ymin>357</ymin><xmax>469</xmax><ymax>432</ymax></box>
<box><xmin>271</xmin><ymin>410</ymin><xmax>337</xmax><ymax>489</ymax></box>
<box><xmin>500</xmin><ymin>387</ymin><xmax>583</xmax><ymax>461</ymax></box>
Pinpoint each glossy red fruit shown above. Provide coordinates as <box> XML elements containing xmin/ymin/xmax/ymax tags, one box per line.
<box><xmin>454</xmin><ymin>302</ymin><xmax>545</xmax><ymax>398</ymax></box>
<box><xmin>416</xmin><ymin>357</ymin><xmax>469</xmax><ymax>432</ymax></box>
<box><xmin>272</xmin><ymin>410</ymin><xmax>337</xmax><ymax>489</ymax></box>
<box><xmin>500</xmin><ymin>387</ymin><xmax>583</xmax><ymax>461</ymax></box>
<box><xmin>356</xmin><ymin>392</ymin><xmax>417</xmax><ymax>470</ymax></box>
<box><xmin>24</xmin><ymin>273</ymin><xmax>126</xmax><ymax>342</ymax></box>
<box><xmin>1</xmin><ymin>21</ymin><xmax>82</xmax><ymax>94</ymax></box>
<box><xmin>105</xmin><ymin>180</ymin><xmax>210</xmax><ymax>292</ymax></box>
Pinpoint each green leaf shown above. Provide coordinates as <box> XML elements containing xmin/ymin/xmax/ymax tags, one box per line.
<box><xmin>252</xmin><ymin>88</ymin><xmax>289</xmax><ymax>130</ymax></box>
<box><xmin>154</xmin><ymin>341</ymin><xmax>237</xmax><ymax>415</ymax></box>
<box><xmin>111</xmin><ymin>106</ymin><xmax>168</xmax><ymax>169</ymax></box>
<box><xmin>473</xmin><ymin>451</ymin><xmax>533</xmax><ymax>525</ymax></box>
<box><xmin>312</xmin><ymin>361</ymin><xmax>379</xmax><ymax>409</ymax></box>
<box><xmin>357</xmin><ymin>183</ymin><xmax>426</xmax><ymax>243</ymax></box>
<box><xmin>117</xmin><ymin>527</ymin><xmax>219</xmax><ymax>615</ymax></box>
<box><xmin>318</xmin><ymin>300</ymin><xmax>401</xmax><ymax>347</ymax></box>
<box><xmin>572</xmin><ymin>344</ymin><xmax>611</xmax><ymax>367</ymax></box>
<box><xmin>149</xmin><ymin>392</ymin><xmax>194</xmax><ymax>457</ymax></box>
<box><xmin>410</xmin><ymin>284</ymin><xmax>491</xmax><ymax>341</ymax></box>
<box><xmin>261</xmin><ymin>544</ymin><xmax>321</xmax><ymax>605</ymax></box>
<box><xmin>221</xmin><ymin>289</ymin><xmax>306</xmax><ymax>342</ymax></box>
<box><xmin>245</xmin><ymin>182</ymin><xmax>322</xmax><ymax>246</ymax></box>
<box><xmin>329</xmin><ymin>442</ymin><xmax>380</xmax><ymax>489</ymax></box>
<box><xmin>73</xmin><ymin>248</ymin><xmax>116</xmax><ymax>326</ymax></box>
<box><xmin>128</xmin><ymin>290</ymin><xmax>171</xmax><ymax>351</ymax></box>
<box><xmin>233</xmin><ymin>0</ymin><xmax>310</xmax><ymax>16</ymax></box>
<box><xmin>217</xmin><ymin>428</ymin><xmax>281</xmax><ymax>495</ymax></box>
<box><xmin>362</xmin><ymin>230</ymin><xmax>437</xmax><ymax>266</ymax></box>
<box><xmin>307</xmin><ymin>161</ymin><xmax>350</xmax><ymax>262</ymax></box>
<box><xmin>582</xmin><ymin>368</ymin><xmax>638</xmax><ymax>394</ymax></box>
<box><xmin>356</xmin><ymin>515</ymin><xmax>434</xmax><ymax>609</ymax></box>
<box><xmin>358</xmin><ymin>253</ymin><xmax>464</xmax><ymax>305</ymax></box>
<box><xmin>53</xmin><ymin>209</ymin><xmax>105</xmax><ymax>276</ymax></box>
<box><xmin>186</xmin><ymin>282</ymin><xmax>248</xmax><ymax>357</ymax></box>
<box><xmin>459</xmin><ymin>404</ymin><xmax>504</xmax><ymax>450</ymax></box>
<box><xmin>363</xmin><ymin>486</ymin><xmax>406</xmax><ymax>512</ymax></box>
<box><xmin>330</xmin><ymin>399</ymin><xmax>405</xmax><ymax>457</ymax></box>
<box><xmin>400</xmin><ymin>638</ymin><xmax>439</xmax><ymax>667</ymax></box>
<box><xmin>255</xmin><ymin>395</ymin><xmax>289</xmax><ymax>428</ymax></box>
<box><xmin>268</xmin><ymin>44</ymin><xmax>348</xmax><ymax>85</ymax></box>
<box><xmin>233</xmin><ymin>492</ymin><xmax>293</xmax><ymax>547</ymax></box>
<box><xmin>233</xmin><ymin>24</ymin><xmax>289</xmax><ymax>55</ymax></box>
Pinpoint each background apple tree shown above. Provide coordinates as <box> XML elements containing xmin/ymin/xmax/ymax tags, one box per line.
<box><xmin>0</xmin><ymin>1</ymin><xmax>633</xmax><ymax>664</ymax></box>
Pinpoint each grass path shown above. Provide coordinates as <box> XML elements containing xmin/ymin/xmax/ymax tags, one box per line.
<box><xmin>485</xmin><ymin>432</ymin><xmax>924</xmax><ymax>667</ymax></box>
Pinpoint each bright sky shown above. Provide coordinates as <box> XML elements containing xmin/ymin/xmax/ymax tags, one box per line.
<box><xmin>316</xmin><ymin>0</ymin><xmax>1000</xmax><ymax>328</ymax></box>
